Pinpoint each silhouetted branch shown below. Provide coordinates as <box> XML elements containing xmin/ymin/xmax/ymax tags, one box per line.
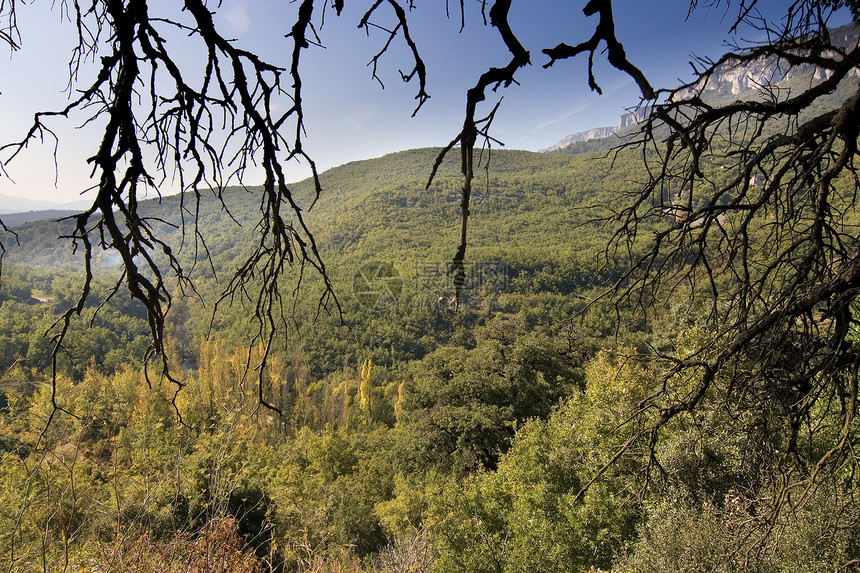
<box><xmin>430</xmin><ymin>0</ymin><xmax>529</xmax><ymax>305</ymax></box>
<box><xmin>2</xmin><ymin>0</ymin><xmax>343</xmax><ymax>416</ymax></box>
<box><xmin>542</xmin><ymin>0</ymin><xmax>654</xmax><ymax>99</ymax></box>
<box><xmin>594</xmin><ymin>1</ymin><xmax>860</xmax><ymax>530</ymax></box>
<box><xmin>359</xmin><ymin>0</ymin><xmax>429</xmax><ymax>116</ymax></box>
<box><xmin>0</xmin><ymin>0</ymin><xmax>19</xmax><ymax>51</ymax></box>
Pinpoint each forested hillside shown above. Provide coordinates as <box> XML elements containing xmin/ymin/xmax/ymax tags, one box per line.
<box><xmin>0</xmin><ymin>146</ymin><xmax>635</xmax><ymax>571</ymax></box>
<box><xmin>1</xmin><ymin>133</ymin><xmax>857</xmax><ymax>572</ymax></box>
<box><xmin>2</xmin><ymin>147</ymin><xmax>636</xmax><ymax>376</ymax></box>
<box><xmin>3</xmin><ymin>0</ymin><xmax>860</xmax><ymax>567</ymax></box>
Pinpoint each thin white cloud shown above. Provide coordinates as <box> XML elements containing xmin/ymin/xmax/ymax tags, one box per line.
<box><xmin>601</xmin><ymin>76</ymin><xmax>635</xmax><ymax>97</ymax></box>
<box><xmin>216</xmin><ymin>0</ymin><xmax>251</xmax><ymax>37</ymax></box>
<box><xmin>343</xmin><ymin>103</ymin><xmax>378</xmax><ymax>131</ymax></box>
<box><xmin>531</xmin><ymin>102</ymin><xmax>593</xmax><ymax>134</ymax></box>
<box><xmin>530</xmin><ymin>76</ymin><xmax>637</xmax><ymax>135</ymax></box>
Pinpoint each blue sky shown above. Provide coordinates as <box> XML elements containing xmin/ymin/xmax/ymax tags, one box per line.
<box><xmin>0</xmin><ymin>1</ymin><xmax>849</xmax><ymax>205</ymax></box>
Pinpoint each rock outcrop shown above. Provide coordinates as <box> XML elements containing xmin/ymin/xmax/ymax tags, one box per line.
<box><xmin>545</xmin><ymin>23</ymin><xmax>858</xmax><ymax>153</ymax></box>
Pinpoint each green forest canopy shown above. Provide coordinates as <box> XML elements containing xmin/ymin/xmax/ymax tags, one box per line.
<box><xmin>1</xmin><ymin>1</ymin><xmax>860</xmax><ymax>571</ymax></box>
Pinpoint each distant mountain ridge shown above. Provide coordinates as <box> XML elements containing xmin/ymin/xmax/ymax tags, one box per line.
<box><xmin>0</xmin><ymin>192</ymin><xmax>91</xmax><ymax>215</ymax></box>
<box><xmin>541</xmin><ymin>108</ymin><xmax>648</xmax><ymax>152</ymax></box>
<box><xmin>545</xmin><ymin>22</ymin><xmax>859</xmax><ymax>153</ymax></box>
<box><xmin>676</xmin><ymin>23</ymin><xmax>859</xmax><ymax>101</ymax></box>
<box><xmin>2</xmin><ymin>147</ymin><xmax>628</xmax><ymax>281</ymax></box>
<box><xmin>0</xmin><ymin>210</ymin><xmax>79</xmax><ymax>228</ymax></box>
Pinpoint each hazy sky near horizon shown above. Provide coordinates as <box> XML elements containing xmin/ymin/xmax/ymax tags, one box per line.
<box><xmin>0</xmin><ymin>0</ymin><xmax>851</xmax><ymax>205</ymax></box>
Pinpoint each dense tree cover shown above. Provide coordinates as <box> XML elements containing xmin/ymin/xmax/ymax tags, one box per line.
<box><xmin>0</xmin><ymin>325</ymin><xmax>584</xmax><ymax>570</ymax></box>
<box><xmin>2</xmin><ymin>136</ymin><xmax>859</xmax><ymax>570</ymax></box>
<box><xmin>0</xmin><ymin>145</ymin><xmax>625</xmax><ymax>571</ymax></box>
<box><xmin>0</xmin><ymin>0</ymin><xmax>683</xmax><ymax>399</ymax></box>
<box><xmin>1</xmin><ymin>147</ymin><xmax>634</xmax><ymax>376</ymax></box>
<box><xmin>0</xmin><ymin>267</ymin><xmax>151</xmax><ymax>377</ymax></box>
<box><xmin>1</xmin><ymin>326</ymin><xmax>856</xmax><ymax>571</ymax></box>
<box><xmin>2</xmin><ymin>0</ymin><xmax>860</xmax><ymax>570</ymax></box>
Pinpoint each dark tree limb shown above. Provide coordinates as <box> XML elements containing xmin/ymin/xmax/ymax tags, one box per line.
<box><xmin>588</xmin><ymin>1</ymin><xmax>860</xmax><ymax>532</ymax></box>
<box><xmin>359</xmin><ymin>0</ymin><xmax>429</xmax><ymax>116</ymax></box>
<box><xmin>1</xmin><ymin>0</ymin><xmax>344</xmax><ymax>418</ymax></box>
<box><xmin>542</xmin><ymin>0</ymin><xmax>654</xmax><ymax>100</ymax></box>
<box><xmin>430</xmin><ymin>0</ymin><xmax>529</xmax><ymax>306</ymax></box>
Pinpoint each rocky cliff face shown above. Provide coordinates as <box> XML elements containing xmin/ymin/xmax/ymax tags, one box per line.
<box><xmin>540</xmin><ymin>105</ymin><xmax>650</xmax><ymax>152</ymax></box>
<box><xmin>677</xmin><ymin>24</ymin><xmax>858</xmax><ymax>100</ymax></box>
<box><xmin>541</xmin><ymin>126</ymin><xmax>617</xmax><ymax>152</ymax></box>
<box><xmin>545</xmin><ymin>23</ymin><xmax>858</xmax><ymax>153</ymax></box>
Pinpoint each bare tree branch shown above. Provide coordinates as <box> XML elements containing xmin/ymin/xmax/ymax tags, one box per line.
<box><xmin>429</xmin><ymin>0</ymin><xmax>529</xmax><ymax>306</ymax></box>
<box><xmin>2</xmin><ymin>0</ymin><xmax>344</xmax><ymax>416</ymax></box>
<box><xmin>542</xmin><ymin>0</ymin><xmax>654</xmax><ymax>100</ymax></box>
<box><xmin>593</xmin><ymin>1</ymin><xmax>860</xmax><ymax>527</ymax></box>
<box><xmin>359</xmin><ymin>0</ymin><xmax>429</xmax><ymax>116</ymax></box>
